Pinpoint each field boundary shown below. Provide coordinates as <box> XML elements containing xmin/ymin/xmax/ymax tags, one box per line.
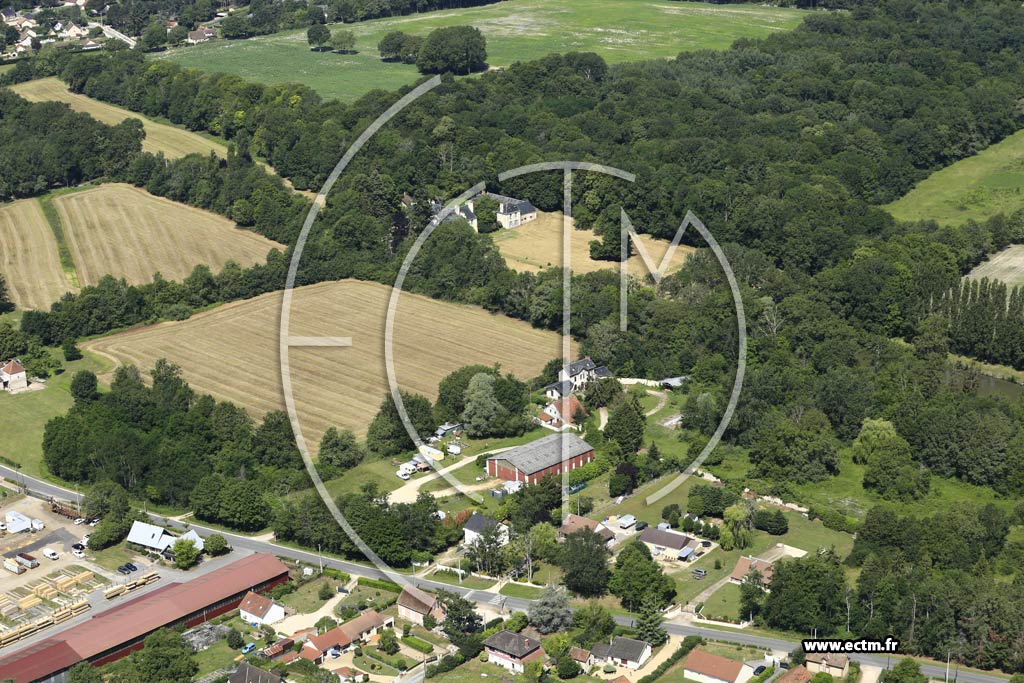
<box><xmin>36</xmin><ymin>194</ymin><xmax>80</xmax><ymax>290</ymax></box>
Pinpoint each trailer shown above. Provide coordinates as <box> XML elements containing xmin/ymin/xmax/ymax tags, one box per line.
<box><xmin>30</xmin><ymin>519</ymin><xmax>44</xmax><ymax>531</ymax></box>
<box><xmin>3</xmin><ymin>558</ymin><xmax>25</xmax><ymax>574</ymax></box>
<box><xmin>4</xmin><ymin>511</ymin><xmax>30</xmax><ymax>534</ymax></box>
<box><xmin>16</xmin><ymin>553</ymin><xmax>38</xmax><ymax>569</ymax></box>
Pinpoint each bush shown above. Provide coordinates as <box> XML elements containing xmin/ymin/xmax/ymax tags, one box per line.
<box><xmin>403</xmin><ymin>623</ymin><xmax>412</xmax><ymax>637</ymax></box>
<box><xmin>557</xmin><ymin>655</ymin><xmax>581</xmax><ymax>679</ymax></box>
<box><xmin>357</xmin><ymin>577</ymin><xmax>401</xmax><ymax>592</ymax></box>
<box><xmin>423</xmin><ymin>614</ymin><xmax>437</xmax><ymax>630</ymax></box>
<box><xmin>637</xmin><ymin>636</ymin><xmax>704</xmax><ymax>683</ymax></box>
<box><xmin>204</xmin><ymin>533</ymin><xmax>228</xmax><ymax>556</ymax></box>
<box><xmin>403</xmin><ymin>635</ymin><xmax>434</xmax><ymax>654</ymax></box>
<box><xmin>226</xmin><ymin>628</ymin><xmax>243</xmax><ymax>649</ymax></box>
<box><xmin>318</xmin><ymin>582</ymin><xmax>333</xmax><ymax>601</ymax></box>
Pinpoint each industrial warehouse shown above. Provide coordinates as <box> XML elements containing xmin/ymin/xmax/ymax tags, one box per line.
<box><xmin>0</xmin><ymin>553</ymin><xmax>289</xmax><ymax>683</ymax></box>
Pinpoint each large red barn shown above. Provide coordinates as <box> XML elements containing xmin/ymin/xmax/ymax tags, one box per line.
<box><xmin>486</xmin><ymin>433</ymin><xmax>594</xmax><ymax>485</ymax></box>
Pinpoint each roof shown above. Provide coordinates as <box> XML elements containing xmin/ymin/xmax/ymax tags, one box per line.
<box><xmin>611</xmin><ymin>677</ymin><xmax>632</xmax><ymax>683</ymax></box>
<box><xmin>126</xmin><ymin>520</ymin><xmax>175</xmax><ymax>551</ymax></box>
<box><xmin>777</xmin><ymin>665</ymin><xmax>813</xmax><ymax>683</ymax></box>
<box><xmin>180</xmin><ymin>528</ymin><xmax>205</xmax><ymax>552</ymax></box>
<box><xmin>487</xmin><ymin>433</ymin><xmax>593</xmax><ymax>476</ymax></box>
<box><xmin>239</xmin><ymin>590</ymin><xmax>278</xmax><ymax>619</ymax></box>
<box><xmin>570</xmin><ymin>647</ymin><xmax>590</xmax><ymax>663</ymax></box>
<box><xmin>565</xmin><ymin>357</ymin><xmax>597</xmax><ymax>377</ymax></box>
<box><xmin>397</xmin><ymin>585</ymin><xmax>436</xmax><ymax>615</ymax></box>
<box><xmin>607</xmin><ymin>636</ymin><xmax>650</xmax><ymax>663</ymax></box>
<box><xmin>730</xmin><ymin>556</ymin><xmax>774</xmax><ymax>585</ymax></box>
<box><xmin>484</xmin><ymin>630</ymin><xmax>542</xmax><ymax>659</ymax></box>
<box><xmin>550</xmin><ymin>395</ymin><xmax>587</xmax><ymax>421</ymax></box>
<box><xmin>0</xmin><ymin>554</ymin><xmax>289</xmax><ymax>683</ymax></box>
<box><xmin>591</xmin><ymin>642</ymin><xmax>610</xmax><ymax>660</ymax></box>
<box><xmin>464</xmin><ymin>512</ymin><xmax>500</xmax><ymax>534</ymax></box>
<box><xmin>308</xmin><ymin>610</ymin><xmax>385</xmax><ymax>653</ymax></box>
<box><xmin>559</xmin><ymin>514</ymin><xmax>613</xmax><ymax>541</ymax></box>
<box><xmin>594</xmin><ymin>366</ymin><xmax>614</xmax><ymax>379</ymax></box>
<box><xmin>1</xmin><ymin>359</ymin><xmax>25</xmax><ymax>375</ymax></box>
<box><xmin>805</xmin><ymin>653</ymin><xmax>850</xmax><ymax>668</ymax></box>
<box><xmin>685</xmin><ymin>649</ymin><xmax>746</xmax><ymax>683</ymax></box>
<box><xmin>639</xmin><ymin>528</ymin><xmax>693</xmax><ymax>550</ymax></box>
<box><xmin>544</xmin><ymin>380</ymin><xmax>572</xmax><ymax>397</ymax></box>
<box><xmin>229</xmin><ymin>661</ymin><xmax>282</xmax><ymax>683</ymax></box>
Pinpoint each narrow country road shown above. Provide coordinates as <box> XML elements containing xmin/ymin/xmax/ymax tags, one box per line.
<box><xmin>0</xmin><ymin>466</ymin><xmax>1008</xmax><ymax>683</ymax></box>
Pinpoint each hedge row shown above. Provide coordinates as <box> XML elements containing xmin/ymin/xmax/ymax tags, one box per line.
<box><xmin>637</xmin><ymin>636</ymin><xmax>703</xmax><ymax>683</ymax></box>
<box><xmin>357</xmin><ymin>577</ymin><xmax>402</xmax><ymax>592</ymax></box>
<box><xmin>403</xmin><ymin>636</ymin><xmax>434</xmax><ymax>654</ymax></box>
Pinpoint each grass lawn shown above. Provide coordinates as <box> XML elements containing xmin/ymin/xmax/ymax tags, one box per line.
<box><xmin>0</xmin><ymin>351</ymin><xmax>112</xmax><ymax>479</ymax></box>
<box><xmin>339</xmin><ymin>584</ymin><xmax>398</xmax><ymax>611</ymax></box>
<box><xmin>155</xmin><ymin>0</ymin><xmax>803</xmax><ymax>103</ymax></box>
<box><xmin>193</xmin><ymin>638</ymin><xmax>241</xmax><ymax>675</ymax></box>
<box><xmin>324</xmin><ymin>457</ymin><xmax>411</xmax><ymax>497</ymax></box>
<box><xmin>429</xmin><ymin>568</ymin><xmax>496</xmax><ymax>590</ymax></box>
<box><xmin>885</xmin><ymin>127</ymin><xmax>1024</xmax><ymax>226</ymax></box>
<box><xmin>280</xmin><ymin>575</ymin><xmax>338</xmax><ymax>613</ymax></box>
<box><xmin>500</xmin><ymin>582</ymin><xmax>546</xmax><ymax>599</ymax></box>
<box><xmin>87</xmin><ymin>541</ymin><xmax>145</xmax><ymax>573</ymax></box>
<box><xmin>700</xmin><ymin>582</ymin><xmax>742</xmax><ymax>623</ymax></box>
<box><xmin>353</xmin><ymin>652</ymin><xmax>400</xmax><ymax>676</ymax></box>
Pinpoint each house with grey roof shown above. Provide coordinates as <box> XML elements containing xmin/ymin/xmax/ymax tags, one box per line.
<box><xmin>486</xmin><ymin>433</ymin><xmax>594</xmax><ymax>485</ymax></box>
<box><xmin>484</xmin><ymin>630</ymin><xmax>544</xmax><ymax>673</ymax></box>
<box><xmin>462</xmin><ymin>512</ymin><xmax>509</xmax><ymax>546</ymax></box>
<box><xmin>591</xmin><ymin>636</ymin><xmax>653</xmax><ymax>670</ymax></box>
<box><xmin>557</xmin><ymin>357</ymin><xmax>613</xmax><ymax>393</ymax></box>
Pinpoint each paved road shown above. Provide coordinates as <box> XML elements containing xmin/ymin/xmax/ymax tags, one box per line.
<box><xmin>0</xmin><ymin>467</ymin><xmax>1008</xmax><ymax>683</ymax></box>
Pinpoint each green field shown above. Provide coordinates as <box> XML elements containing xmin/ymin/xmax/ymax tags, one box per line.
<box><xmin>885</xmin><ymin>127</ymin><xmax>1024</xmax><ymax>226</ymax></box>
<box><xmin>155</xmin><ymin>0</ymin><xmax>803</xmax><ymax>102</ymax></box>
<box><xmin>0</xmin><ymin>351</ymin><xmax>112</xmax><ymax>479</ymax></box>
<box><xmin>701</xmin><ymin>582</ymin><xmax>742</xmax><ymax>622</ymax></box>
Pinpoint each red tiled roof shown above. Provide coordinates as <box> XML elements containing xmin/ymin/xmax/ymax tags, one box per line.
<box><xmin>307</xmin><ymin>610</ymin><xmax>385</xmax><ymax>654</ymax></box>
<box><xmin>277</xmin><ymin>651</ymin><xmax>300</xmax><ymax>664</ymax></box>
<box><xmin>684</xmin><ymin>649</ymin><xmax>746</xmax><ymax>683</ymax></box>
<box><xmin>730</xmin><ymin>556</ymin><xmax>774</xmax><ymax>585</ymax></box>
<box><xmin>397</xmin><ymin>585</ymin><xmax>436</xmax><ymax>615</ymax></box>
<box><xmin>0</xmin><ymin>640</ymin><xmax>81</xmax><ymax>683</ymax></box>
<box><xmin>0</xmin><ymin>554</ymin><xmax>289</xmax><ymax>683</ymax></box>
<box><xmin>570</xmin><ymin>646</ymin><xmax>590</xmax><ymax>662</ymax></box>
<box><xmin>777</xmin><ymin>665</ymin><xmax>813</xmax><ymax>683</ymax></box>
<box><xmin>239</xmin><ymin>590</ymin><xmax>277</xmax><ymax>619</ymax></box>
<box><xmin>1</xmin><ymin>359</ymin><xmax>25</xmax><ymax>375</ymax></box>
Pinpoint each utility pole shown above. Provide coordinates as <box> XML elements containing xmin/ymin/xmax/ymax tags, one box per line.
<box><xmin>317</xmin><ymin>544</ymin><xmax>323</xmax><ymax>573</ymax></box>
<box><xmin>946</xmin><ymin>651</ymin><xmax>951</xmax><ymax>683</ymax></box>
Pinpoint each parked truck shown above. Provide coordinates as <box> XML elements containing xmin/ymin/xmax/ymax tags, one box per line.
<box><xmin>16</xmin><ymin>553</ymin><xmax>38</xmax><ymax>569</ymax></box>
<box><xmin>30</xmin><ymin>519</ymin><xmax>44</xmax><ymax>531</ymax></box>
<box><xmin>3</xmin><ymin>558</ymin><xmax>25</xmax><ymax>574</ymax></box>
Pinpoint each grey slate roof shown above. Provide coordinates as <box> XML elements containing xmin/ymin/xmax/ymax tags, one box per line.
<box><xmin>463</xmin><ymin>512</ymin><xmax>499</xmax><ymax>534</ymax></box>
<box><xmin>488</xmin><ymin>433</ymin><xmax>593</xmax><ymax>476</ymax></box>
<box><xmin>566</xmin><ymin>357</ymin><xmax>597</xmax><ymax>377</ymax></box>
<box><xmin>544</xmin><ymin>380</ymin><xmax>572</xmax><ymax>397</ymax></box>
<box><xmin>229</xmin><ymin>662</ymin><xmax>282</xmax><ymax>683</ymax></box>
<box><xmin>591</xmin><ymin>642</ymin><xmax>610</xmax><ymax>660</ymax></box>
<box><xmin>639</xmin><ymin>527</ymin><xmax>693</xmax><ymax>550</ymax></box>
<box><xmin>484</xmin><ymin>630</ymin><xmax>542</xmax><ymax>658</ymax></box>
<box><xmin>594</xmin><ymin>366</ymin><xmax>614</xmax><ymax>379</ymax></box>
<box><xmin>607</xmin><ymin>636</ymin><xmax>650</xmax><ymax>662</ymax></box>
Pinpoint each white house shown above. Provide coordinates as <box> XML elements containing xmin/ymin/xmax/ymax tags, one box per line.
<box><xmin>239</xmin><ymin>590</ymin><xmax>286</xmax><ymax>626</ymax></box>
<box><xmin>590</xmin><ymin>637</ymin><xmax>652</xmax><ymax>670</ymax></box>
<box><xmin>557</xmin><ymin>357</ymin><xmax>613</xmax><ymax>393</ymax></box>
<box><xmin>483</xmin><ymin>194</ymin><xmax>537</xmax><ymax>229</ymax></box>
<box><xmin>126</xmin><ymin>520</ymin><xmax>204</xmax><ymax>554</ymax></box>
<box><xmin>462</xmin><ymin>513</ymin><xmax>509</xmax><ymax>547</ymax></box>
<box><xmin>684</xmin><ymin>649</ymin><xmax>756</xmax><ymax>683</ymax></box>
<box><xmin>396</xmin><ymin>585</ymin><xmax>445</xmax><ymax>626</ymax></box>
<box><xmin>484</xmin><ymin>631</ymin><xmax>544</xmax><ymax>673</ymax></box>
<box><xmin>1</xmin><ymin>359</ymin><xmax>27</xmax><ymax>392</ymax></box>
<box><xmin>538</xmin><ymin>394</ymin><xmax>588</xmax><ymax>431</ymax></box>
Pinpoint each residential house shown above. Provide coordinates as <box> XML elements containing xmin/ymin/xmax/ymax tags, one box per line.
<box><xmin>1</xmin><ymin>359</ymin><xmax>28</xmax><ymax>391</ymax></box>
<box><xmin>543</xmin><ymin>379</ymin><xmax>573</xmax><ymax>401</ymax></box>
<box><xmin>558</xmin><ymin>514</ymin><xmax>615</xmax><ymax>546</ymax></box>
<box><xmin>333</xmin><ymin>666</ymin><xmax>367</xmax><ymax>682</ymax></box>
<box><xmin>570</xmin><ymin>647</ymin><xmax>591</xmax><ymax>667</ymax></box>
<box><xmin>486</xmin><ymin>433</ymin><xmax>595</xmax><ymax>485</ymax></box>
<box><xmin>228</xmin><ymin>661</ymin><xmax>281</xmax><ymax>683</ymax></box>
<box><xmin>538</xmin><ymin>394</ymin><xmax>588</xmax><ymax>431</ymax></box>
<box><xmin>186</xmin><ymin>26</ymin><xmax>214</xmax><ymax>43</ymax></box>
<box><xmin>485</xmin><ymin>193</ymin><xmax>538</xmax><ymax>229</ymax></box>
<box><xmin>683</xmin><ymin>649</ymin><xmax>756</xmax><ymax>683</ymax></box>
<box><xmin>729</xmin><ymin>556</ymin><xmax>774</xmax><ymax>589</ymax></box>
<box><xmin>397</xmin><ymin>584</ymin><xmax>444</xmax><ymax>626</ymax></box>
<box><xmin>776</xmin><ymin>665</ymin><xmax>813</xmax><ymax>683</ymax></box>
<box><xmin>126</xmin><ymin>520</ymin><xmax>205</xmax><ymax>555</ymax></box>
<box><xmin>591</xmin><ymin>636</ymin><xmax>652</xmax><ymax>670</ymax></box>
<box><xmin>1</xmin><ymin>8</ymin><xmax>17</xmax><ymax>22</ymax></box>
<box><xmin>483</xmin><ymin>630</ymin><xmax>544</xmax><ymax>673</ymax></box>
<box><xmin>79</xmin><ymin>38</ymin><xmax>101</xmax><ymax>50</ymax></box>
<box><xmin>238</xmin><ymin>590</ymin><xmax>285</xmax><ymax>626</ymax></box>
<box><xmin>301</xmin><ymin>610</ymin><xmax>392</xmax><ymax>664</ymax></box>
<box><xmin>804</xmin><ymin>653</ymin><xmax>849</xmax><ymax>678</ymax></box>
<box><xmin>61</xmin><ymin>22</ymin><xmax>88</xmax><ymax>38</ymax></box>
<box><xmin>557</xmin><ymin>357</ymin><xmax>613</xmax><ymax>393</ymax></box>
<box><xmin>639</xmin><ymin>527</ymin><xmax>697</xmax><ymax>561</ymax></box>
<box><xmin>463</xmin><ymin>512</ymin><xmax>509</xmax><ymax>547</ymax></box>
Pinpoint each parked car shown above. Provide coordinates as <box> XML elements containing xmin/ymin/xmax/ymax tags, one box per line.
<box><xmin>241</xmin><ymin>643</ymin><xmax>256</xmax><ymax>654</ymax></box>
<box><xmin>88</xmin><ymin>518</ymin><xmax>100</xmax><ymax>526</ymax></box>
<box><xmin>692</xmin><ymin>568</ymin><xmax>707</xmax><ymax>579</ymax></box>
<box><xmin>81</xmin><ymin>535</ymin><xmax>90</xmax><ymax>547</ymax></box>
<box><xmin>73</xmin><ymin>518</ymin><xmax>85</xmax><ymax>525</ymax></box>
<box><xmin>117</xmin><ymin>565</ymin><xmax>131</xmax><ymax>575</ymax></box>
<box><xmin>396</xmin><ymin>470</ymin><xmax>411</xmax><ymax>480</ymax></box>
<box><xmin>42</xmin><ymin>549</ymin><xmax>59</xmax><ymax>561</ymax></box>
<box><xmin>73</xmin><ymin>549</ymin><xmax>86</xmax><ymax>558</ymax></box>
<box><xmin>72</xmin><ymin>543</ymin><xmax>85</xmax><ymax>551</ymax></box>
<box><xmin>125</xmin><ymin>562</ymin><xmax>138</xmax><ymax>572</ymax></box>
<box><xmin>0</xmin><ymin>523</ymin><xmax>7</xmax><ymax>531</ymax></box>
<box><xmin>754</xmin><ymin>666</ymin><xmax>767</xmax><ymax>675</ymax></box>
<box><xmin>635</xmin><ymin>520</ymin><xmax>649</xmax><ymax>531</ymax></box>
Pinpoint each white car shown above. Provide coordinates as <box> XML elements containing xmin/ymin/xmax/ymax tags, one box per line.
<box><xmin>0</xmin><ymin>523</ymin><xmax>6</xmax><ymax>531</ymax></box>
<box><xmin>42</xmin><ymin>549</ymin><xmax>59</xmax><ymax>561</ymax></box>
<box><xmin>72</xmin><ymin>549</ymin><xmax>86</xmax><ymax>559</ymax></box>
<box><xmin>81</xmin><ymin>535</ymin><xmax>90</xmax><ymax>547</ymax></box>
<box><xmin>73</xmin><ymin>518</ymin><xmax>85</xmax><ymax>525</ymax></box>
<box><xmin>396</xmin><ymin>470</ymin><xmax>411</xmax><ymax>480</ymax></box>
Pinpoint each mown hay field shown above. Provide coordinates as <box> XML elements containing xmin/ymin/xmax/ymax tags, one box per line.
<box><xmin>491</xmin><ymin>212</ymin><xmax>696</xmax><ymax>277</ymax></box>
<box><xmin>83</xmin><ymin>280</ymin><xmax>570</xmax><ymax>446</ymax></box>
<box><xmin>156</xmin><ymin>0</ymin><xmax>803</xmax><ymax>103</ymax></box>
<box><xmin>10</xmin><ymin>77</ymin><xmax>228</xmax><ymax>159</ymax></box>
<box><xmin>966</xmin><ymin>245</ymin><xmax>1024</xmax><ymax>287</ymax></box>
<box><xmin>0</xmin><ymin>199</ymin><xmax>75</xmax><ymax>309</ymax></box>
<box><xmin>53</xmin><ymin>184</ymin><xmax>283</xmax><ymax>286</ymax></box>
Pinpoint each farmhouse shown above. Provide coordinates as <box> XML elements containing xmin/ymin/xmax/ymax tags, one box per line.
<box><xmin>805</xmin><ymin>653</ymin><xmax>850</xmax><ymax>678</ymax></box>
<box><xmin>558</xmin><ymin>514</ymin><xmax>615</xmax><ymax>546</ymax></box>
<box><xmin>0</xmin><ymin>554</ymin><xmax>289</xmax><ymax>683</ymax></box>
<box><xmin>538</xmin><ymin>394</ymin><xmax>588</xmax><ymax>431</ymax></box>
<box><xmin>301</xmin><ymin>610</ymin><xmax>392</xmax><ymax>663</ymax></box>
<box><xmin>557</xmin><ymin>357</ymin><xmax>613</xmax><ymax>392</ymax></box>
<box><xmin>484</xmin><ymin>630</ymin><xmax>545</xmax><ymax>673</ymax></box>
<box><xmin>729</xmin><ymin>556</ymin><xmax>774</xmax><ymax>588</ymax></box>
<box><xmin>463</xmin><ymin>512</ymin><xmax>509</xmax><ymax>546</ymax></box>
<box><xmin>126</xmin><ymin>520</ymin><xmax>205</xmax><ymax>555</ymax></box>
<box><xmin>229</xmin><ymin>661</ymin><xmax>282</xmax><ymax>683</ymax></box>
<box><xmin>683</xmin><ymin>649</ymin><xmax>756</xmax><ymax>683</ymax></box>
<box><xmin>1</xmin><ymin>359</ymin><xmax>28</xmax><ymax>391</ymax></box>
<box><xmin>238</xmin><ymin>590</ymin><xmax>285</xmax><ymax>626</ymax></box>
<box><xmin>639</xmin><ymin>527</ymin><xmax>697</xmax><ymax>560</ymax></box>
<box><xmin>397</xmin><ymin>585</ymin><xmax>444</xmax><ymax>626</ymax></box>
<box><xmin>486</xmin><ymin>433</ymin><xmax>595</xmax><ymax>485</ymax></box>
<box><xmin>590</xmin><ymin>636</ymin><xmax>652</xmax><ymax>670</ymax></box>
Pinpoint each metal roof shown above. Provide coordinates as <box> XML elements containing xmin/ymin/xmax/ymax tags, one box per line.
<box><xmin>487</xmin><ymin>433</ymin><xmax>593</xmax><ymax>476</ymax></box>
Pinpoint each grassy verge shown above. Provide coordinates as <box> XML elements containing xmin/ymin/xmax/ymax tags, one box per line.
<box><xmin>499</xmin><ymin>582</ymin><xmax>545</xmax><ymax>600</ymax></box>
<box><xmin>428</xmin><ymin>569</ymin><xmax>496</xmax><ymax>590</ymax></box>
<box><xmin>37</xmin><ymin>191</ymin><xmax>82</xmax><ymax>288</ymax></box>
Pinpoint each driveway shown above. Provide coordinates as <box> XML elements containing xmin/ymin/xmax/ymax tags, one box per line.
<box><xmin>388</xmin><ymin>446</ymin><xmax>516</xmax><ymax>504</ymax></box>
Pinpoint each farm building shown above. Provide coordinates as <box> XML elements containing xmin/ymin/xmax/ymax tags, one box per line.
<box><xmin>397</xmin><ymin>585</ymin><xmax>444</xmax><ymax>626</ymax></box>
<box><xmin>462</xmin><ymin>512</ymin><xmax>509</xmax><ymax>546</ymax></box>
<box><xmin>1</xmin><ymin>359</ymin><xmax>28</xmax><ymax>391</ymax></box>
<box><xmin>729</xmin><ymin>556</ymin><xmax>774</xmax><ymax>588</ymax></box>
<box><xmin>486</xmin><ymin>433</ymin><xmax>594</xmax><ymax>485</ymax></box>
<box><xmin>300</xmin><ymin>610</ymin><xmax>392</xmax><ymax>664</ymax></box>
<box><xmin>558</xmin><ymin>514</ymin><xmax>615</xmax><ymax>546</ymax></box>
<box><xmin>538</xmin><ymin>394</ymin><xmax>588</xmax><ymax>431</ymax></box>
<box><xmin>228</xmin><ymin>661</ymin><xmax>281</xmax><ymax>683</ymax></box>
<box><xmin>683</xmin><ymin>649</ymin><xmax>756</xmax><ymax>683</ymax></box>
<box><xmin>0</xmin><ymin>554</ymin><xmax>289</xmax><ymax>683</ymax></box>
<box><xmin>126</xmin><ymin>520</ymin><xmax>205</xmax><ymax>555</ymax></box>
<box><xmin>238</xmin><ymin>590</ymin><xmax>285</xmax><ymax>626</ymax></box>
<box><xmin>805</xmin><ymin>653</ymin><xmax>850</xmax><ymax>678</ymax></box>
<box><xmin>590</xmin><ymin>636</ymin><xmax>652</xmax><ymax>670</ymax></box>
<box><xmin>639</xmin><ymin>527</ymin><xmax>698</xmax><ymax>560</ymax></box>
<box><xmin>484</xmin><ymin>630</ymin><xmax>544</xmax><ymax>673</ymax></box>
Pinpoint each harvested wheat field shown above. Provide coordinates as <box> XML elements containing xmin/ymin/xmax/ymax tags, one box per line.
<box><xmin>84</xmin><ymin>280</ymin><xmax>570</xmax><ymax>446</ymax></box>
<box><xmin>0</xmin><ymin>199</ymin><xmax>76</xmax><ymax>309</ymax></box>
<box><xmin>967</xmin><ymin>245</ymin><xmax>1024</xmax><ymax>287</ymax></box>
<box><xmin>491</xmin><ymin>212</ymin><xmax>696</xmax><ymax>277</ymax></box>
<box><xmin>53</xmin><ymin>184</ymin><xmax>283</xmax><ymax>286</ymax></box>
<box><xmin>11</xmin><ymin>78</ymin><xmax>228</xmax><ymax>159</ymax></box>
